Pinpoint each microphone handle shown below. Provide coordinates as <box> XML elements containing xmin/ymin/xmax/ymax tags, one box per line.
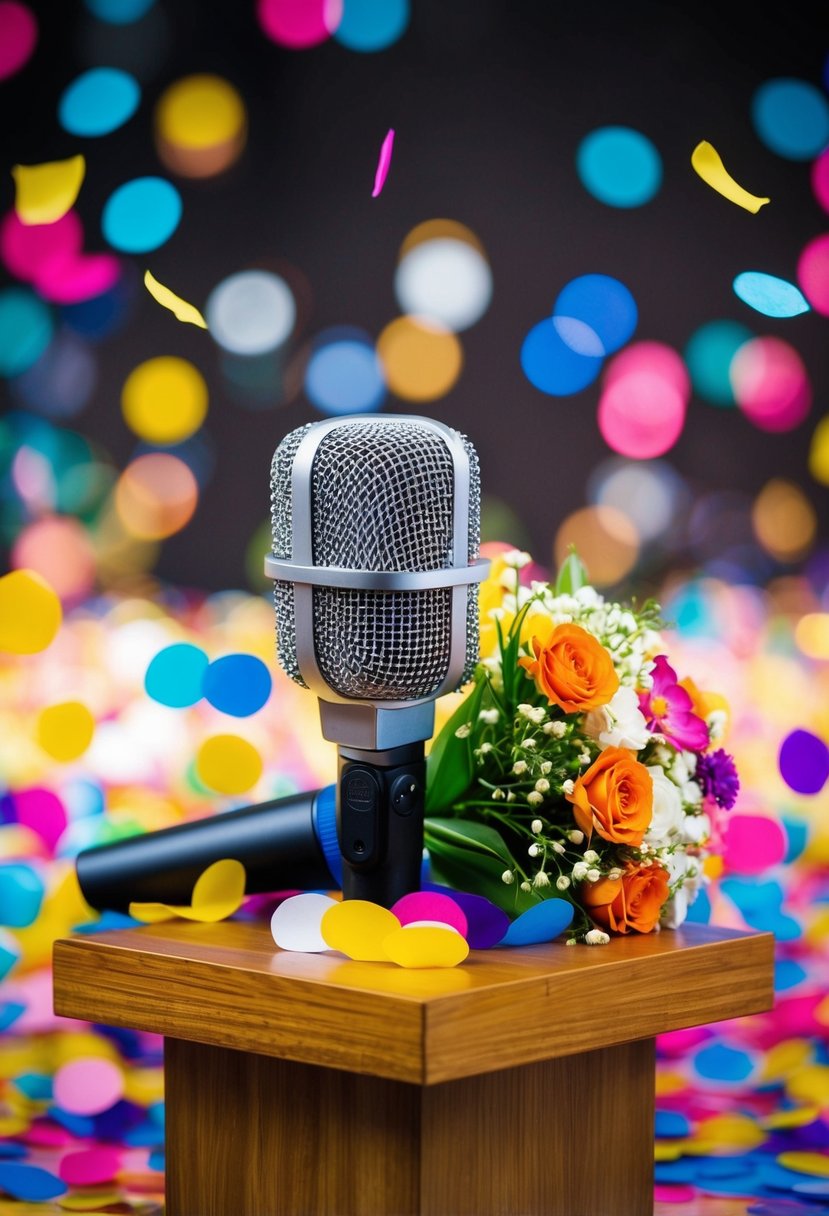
<box><xmin>75</xmin><ymin>786</ymin><xmax>340</xmax><ymax>913</ymax></box>
<box><xmin>337</xmin><ymin>744</ymin><xmax>426</xmax><ymax>908</ymax></box>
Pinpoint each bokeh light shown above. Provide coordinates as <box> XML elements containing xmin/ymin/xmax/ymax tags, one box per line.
<box><xmin>9</xmin><ymin>330</ymin><xmax>97</xmax><ymax>420</ymax></box>
<box><xmin>796</xmin><ymin>232</ymin><xmax>829</xmax><ymax>316</ymax></box>
<box><xmin>778</xmin><ymin>728</ymin><xmax>829</xmax><ymax>795</ymax></box>
<box><xmin>554</xmin><ymin>505</ymin><xmax>639</xmax><ymax>586</ymax></box>
<box><xmin>36</xmin><ymin>702</ymin><xmax>95</xmax><ymax>763</ymax></box>
<box><xmin>101</xmin><ymin>176</ymin><xmax>182</xmax><ymax>253</ymax></box>
<box><xmin>394</xmin><ymin>235</ymin><xmax>492</xmax><ymax>332</ymax></box>
<box><xmin>598</xmin><ymin>342</ymin><xmax>690</xmax><ymax>459</ymax></box>
<box><xmin>114</xmin><ymin>452</ymin><xmax>199</xmax><ymax>539</ymax></box>
<box><xmin>576</xmin><ymin>125</ymin><xmax>662</xmax><ymax>207</ymax></box>
<box><xmin>808</xmin><ymin>414</ymin><xmax>829</xmax><ymax>486</ymax></box>
<box><xmin>121</xmin><ymin>355</ymin><xmax>208</xmax><ymax>444</ymax></box>
<box><xmin>304</xmin><ymin>327</ymin><xmax>385</xmax><ymax>414</ymax></box>
<box><xmin>57</xmin><ymin>67</ymin><xmax>140</xmax><ymax>137</ymax></box>
<box><xmin>733</xmin><ymin>271</ymin><xmax>810</xmax><ymax>318</ymax></box>
<box><xmin>256</xmin><ymin>0</ymin><xmax>342</xmax><ymax>49</ymax></box>
<box><xmin>587</xmin><ymin>456</ymin><xmax>688</xmax><ymax>543</ymax></box>
<box><xmin>812</xmin><ymin>149</ymin><xmax>829</xmax><ymax>214</ymax></box>
<box><xmin>1</xmin><ymin>208</ymin><xmax>83</xmax><ymax>284</ymax></box>
<box><xmin>0</xmin><ymin>287</ymin><xmax>53</xmax><ymax>378</ymax></box>
<box><xmin>376</xmin><ymin>315</ymin><xmax>463</xmax><ymax>401</ymax></box>
<box><xmin>520</xmin><ymin>316</ymin><xmax>603</xmax><ymax>396</ymax></box>
<box><xmin>206</xmin><ymin>269</ymin><xmax>296</xmax><ymax>356</ymax></box>
<box><xmin>553</xmin><ymin>274</ymin><xmax>637</xmax><ymax>356</ymax></box>
<box><xmin>154</xmin><ymin>73</ymin><xmax>247</xmax><ymax>178</ymax></box>
<box><xmin>0</xmin><ymin>1</ymin><xmax>38</xmax><ymax>81</ymax></box>
<box><xmin>751</xmin><ymin>77</ymin><xmax>829</xmax><ymax>160</ymax></box>
<box><xmin>83</xmin><ymin>0</ymin><xmax>157</xmax><ymax>23</ymax></box>
<box><xmin>795</xmin><ymin>612</ymin><xmax>829</xmax><ymax>659</ymax></box>
<box><xmin>0</xmin><ymin>568</ymin><xmax>62</xmax><ymax>653</ymax></box>
<box><xmin>11</xmin><ymin>516</ymin><xmax>97</xmax><ymax>601</ymax></box>
<box><xmin>333</xmin><ymin>0</ymin><xmax>409</xmax><ymax>51</ymax></box>
<box><xmin>730</xmin><ymin>336</ymin><xmax>811</xmax><ymax>432</ymax></box>
<box><xmin>684</xmin><ymin>319</ymin><xmax>753</xmax><ymax>408</ymax></box>
<box><xmin>203</xmin><ymin>654</ymin><xmax>272</xmax><ymax>717</ymax></box>
<box><xmin>752</xmin><ymin>478</ymin><xmax>817</xmax><ymax>563</ymax></box>
<box><xmin>144</xmin><ymin>642</ymin><xmax>208</xmax><ymax>707</ymax></box>
<box><xmin>195</xmin><ymin>734</ymin><xmax>263</xmax><ymax>795</ymax></box>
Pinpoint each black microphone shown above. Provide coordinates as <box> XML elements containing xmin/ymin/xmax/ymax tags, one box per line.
<box><xmin>265</xmin><ymin>414</ymin><xmax>488</xmax><ymax>908</ymax></box>
<box><xmin>75</xmin><ymin>785</ymin><xmax>341</xmax><ymax>913</ymax></box>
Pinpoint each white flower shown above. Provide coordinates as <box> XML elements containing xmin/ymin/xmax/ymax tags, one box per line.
<box><xmin>455</xmin><ymin>723</ymin><xmax>472</xmax><ymax>739</ymax></box>
<box><xmin>585</xmin><ymin>929</ymin><xmax>610</xmax><ymax>945</ymax></box>
<box><xmin>572</xmin><ymin>861</ymin><xmax>589</xmax><ymax>881</ymax></box>
<box><xmin>586</xmin><ymin>868</ymin><xmax>602</xmax><ymax>882</ymax></box>
<box><xmin>574</xmin><ymin>586</ymin><xmax>601</xmax><ymax>608</ymax></box>
<box><xmin>552</xmin><ymin>841</ymin><xmax>566</xmax><ymax>855</ymax></box>
<box><xmin>556</xmin><ymin>875</ymin><xmax>571</xmax><ymax>890</ymax></box>
<box><xmin>512</xmin><ymin>760</ymin><xmax>528</xmax><ymax>775</ymax></box>
<box><xmin>532</xmin><ymin>871</ymin><xmax>551</xmax><ymax>889</ymax></box>
<box><xmin>520</xmin><ymin>880</ymin><xmax>532</xmax><ymax>892</ymax></box>
<box><xmin>661</xmin><ymin>890</ymin><xmax>689</xmax><ymax>929</ymax></box>
<box><xmin>501</xmin><ymin>869</ymin><xmax>515</xmax><ymax>885</ymax></box>
<box><xmin>479</xmin><ymin>708</ymin><xmax>499</xmax><ymax>725</ymax></box>
<box><xmin>527</xmin><ymin>791</ymin><xmax>543</xmax><ymax>807</ymax></box>
<box><xmin>528</xmin><ymin>843</ymin><xmax>539</xmax><ymax>858</ymax></box>
<box><xmin>479</xmin><ymin>742</ymin><xmax>493</xmax><ymax>754</ymax></box>
<box><xmin>583</xmin><ymin>685</ymin><xmax>650</xmax><ymax>752</ymax></box>
<box><xmin>517</xmin><ymin>704</ymin><xmax>534</xmax><ymax>719</ymax></box>
<box><xmin>503</xmin><ymin>548</ymin><xmax>531</xmax><ymax>569</ymax></box>
<box><xmin>540</xmin><ymin>760</ymin><xmax>552</xmax><ymax>775</ymax></box>
<box><xmin>529</xmin><ymin>706</ymin><xmax>546</xmax><ymax>724</ymax></box>
<box><xmin>531</xmin><ymin>818</ymin><xmax>543</xmax><ymax>834</ymax></box>
<box><xmin>562</xmin><ymin>779</ymin><xmax>575</xmax><ymax>796</ymax></box>
<box><xmin>535</xmin><ymin>778</ymin><xmax>550</xmax><ymax>794</ymax></box>
<box><xmin>543</xmin><ymin>720</ymin><xmax>566</xmax><ymax>738</ymax></box>
<box><xmin>707</xmin><ymin>709</ymin><xmax>727</xmax><ymax>742</ymax></box>
<box><xmin>682</xmin><ymin>750</ymin><xmax>698</xmax><ymax>776</ymax></box>
<box><xmin>645</xmin><ymin>765</ymin><xmax>684</xmax><ymax>847</ymax></box>
<box><xmin>682</xmin><ymin>780</ymin><xmax>703</xmax><ymax>806</ymax></box>
<box><xmin>669</xmin><ymin>753</ymin><xmax>690</xmax><ymax>785</ymax></box>
<box><xmin>567</xmin><ymin>829</ymin><xmax>584</xmax><ymax>844</ymax></box>
<box><xmin>579</xmin><ymin>751</ymin><xmax>591</xmax><ymax>765</ymax></box>
<box><xmin>608</xmin><ymin>867</ymin><xmax>622</xmax><ymax>881</ymax></box>
<box><xmin>524</xmin><ymin>738</ymin><xmax>537</xmax><ymax>750</ymax></box>
<box><xmin>583</xmin><ymin>849</ymin><xmax>599</xmax><ymax>863</ymax></box>
<box><xmin>681</xmin><ymin>811</ymin><xmax>711</xmax><ymax>846</ymax></box>
<box><xmin>491</xmin><ymin>788</ymin><xmax>505</xmax><ymax>801</ymax></box>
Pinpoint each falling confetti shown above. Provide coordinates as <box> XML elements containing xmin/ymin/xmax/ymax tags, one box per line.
<box><xmin>691</xmin><ymin>140</ymin><xmax>770</xmax><ymax>212</ymax></box>
<box><xmin>129</xmin><ymin>858</ymin><xmax>247</xmax><ymax>923</ymax></box>
<box><xmin>143</xmin><ymin>269</ymin><xmax>207</xmax><ymax>328</ymax></box>
<box><xmin>11</xmin><ymin>154</ymin><xmax>86</xmax><ymax>225</ymax></box>
<box><xmin>371</xmin><ymin>126</ymin><xmax>395</xmax><ymax>196</ymax></box>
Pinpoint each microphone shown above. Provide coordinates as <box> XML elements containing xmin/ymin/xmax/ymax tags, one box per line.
<box><xmin>75</xmin><ymin>785</ymin><xmax>341</xmax><ymax>912</ymax></box>
<box><xmin>265</xmin><ymin>413</ymin><xmax>488</xmax><ymax>908</ymax></box>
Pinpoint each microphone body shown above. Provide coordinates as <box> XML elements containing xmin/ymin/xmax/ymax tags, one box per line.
<box><xmin>266</xmin><ymin>414</ymin><xmax>488</xmax><ymax>907</ymax></box>
<box><xmin>76</xmin><ymin>786</ymin><xmax>340</xmax><ymax>912</ymax></box>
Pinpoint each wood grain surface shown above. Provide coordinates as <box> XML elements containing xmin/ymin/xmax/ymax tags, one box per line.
<box><xmin>53</xmin><ymin>919</ymin><xmax>774</xmax><ymax>1085</ymax></box>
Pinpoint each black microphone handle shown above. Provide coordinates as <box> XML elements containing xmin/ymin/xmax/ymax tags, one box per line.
<box><xmin>337</xmin><ymin>744</ymin><xmax>426</xmax><ymax>908</ymax></box>
<box><xmin>75</xmin><ymin>787</ymin><xmax>339</xmax><ymax>914</ymax></box>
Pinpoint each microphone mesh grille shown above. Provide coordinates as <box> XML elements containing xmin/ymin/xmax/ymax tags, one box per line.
<box><xmin>270</xmin><ymin>419</ymin><xmax>481</xmax><ymax>700</ymax></box>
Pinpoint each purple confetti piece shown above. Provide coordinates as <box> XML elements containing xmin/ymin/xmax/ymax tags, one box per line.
<box><xmin>371</xmin><ymin>128</ymin><xmax>395</xmax><ymax>197</ymax></box>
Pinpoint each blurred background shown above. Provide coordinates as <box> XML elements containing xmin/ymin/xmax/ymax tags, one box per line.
<box><xmin>1</xmin><ymin>1</ymin><xmax>828</xmax><ymax>1213</ymax></box>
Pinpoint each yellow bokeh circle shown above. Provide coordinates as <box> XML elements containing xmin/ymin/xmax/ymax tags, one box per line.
<box><xmin>121</xmin><ymin>356</ymin><xmax>208</xmax><ymax>445</ymax></box>
<box><xmin>155</xmin><ymin>74</ymin><xmax>247</xmax><ymax>178</ymax></box>
<box><xmin>36</xmin><ymin>701</ymin><xmax>95</xmax><ymax>762</ymax></box>
<box><xmin>376</xmin><ymin>316</ymin><xmax>463</xmax><ymax>402</ymax></box>
<box><xmin>195</xmin><ymin>734</ymin><xmax>263</xmax><ymax>795</ymax></box>
<box><xmin>0</xmin><ymin>568</ymin><xmax>63</xmax><ymax>654</ymax></box>
<box><xmin>752</xmin><ymin>478</ymin><xmax>816</xmax><ymax>562</ymax></box>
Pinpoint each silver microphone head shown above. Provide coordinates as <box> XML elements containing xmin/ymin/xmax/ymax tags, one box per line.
<box><xmin>266</xmin><ymin>415</ymin><xmax>486</xmax><ymax>722</ymax></box>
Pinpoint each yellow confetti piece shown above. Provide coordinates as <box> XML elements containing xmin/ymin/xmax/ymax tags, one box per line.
<box><xmin>655</xmin><ymin>1070</ymin><xmax>688</xmax><ymax>1096</ymax></box>
<box><xmin>58</xmin><ymin>1191</ymin><xmax>125</xmax><ymax>1212</ymax></box>
<box><xmin>786</xmin><ymin>1063</ymin><xmax>829</xmax><ymax>1106</ymax></box>
<box><xmin>0</xmin><ymin>1114</ymin><xmax>29</xmax><ymax>1136</ymax></box>
<box><xmin>761</xmin><ymin>1105</ymin><xmax>820</xmax><ymax>1130</ymax></box>
<box><xmin>654</xmin><ymin>1141</ymin><xmax>683</xmax><ymax>1162</ymax></box>
<box><xmin>195</xmin><ymin>734</ymin><xmax>263</xmax><ymax>795</ymax></box>
<box><xmin>382</xmin><ymin>925</ymin><xmax>469</xmax><ymax>969</ymax></box>
<box><xmin>691</xmin><ymin>140</ymin><xmax>770</xmax><ymax>213</ymax></box>
<box><xmin>759</xmin><ymin>1038</ymin><xmax>814</xmax><ymax>1083</ymax></box>
<box><xmin>694</xmin><ymin>1112</ymin><xmax>766</xmax><ymax>1151</ymax></box>
<box><xmin>778</xmin><ymin>1150</ymin><xmax>829</xmax><ymax>1177</ymax></box>
<box><xmin>0</xmin><ymin>568</ymin><xmax>62</xmax><ymax>654</ymax></box>
<box><xmin>144</xmin><ymin>269</ymin><xmax>207</xmax><ymax>329</ymax></box>
<box><xmin>36</xmin><ymin>700</ymin><xmax>95</xmax><ymax>762</ymax></box>
<box><xmin>129</xmin><ymin>858</ymin><xmax>246</xmax><ymax>924</ymax></box>
<box><xmin>12</xmin><ymin>154</ymin><xmax>86</xmax><ymax>224</ymax></box>
<box><xmin>320</xmin><ymin>900</ymin><xmax>401</xmax><ymax>961</ymax></box>
<box><xmin>122</xmin><ymin>1065</ymin><xmax>164</xmax><ymax>1105</ymax></box>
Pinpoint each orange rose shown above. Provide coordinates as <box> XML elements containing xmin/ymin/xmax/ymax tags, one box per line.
<box><xmin>518</xmin><ymin>623</ymin><xmax>619</xmax><ymax>712</ymax></box>
<box><xmin>581</xmin><ymin>863</ymin><xmax>670</xmax><ymax>934</ymax></box>
<box><xmin>565</xmin><ymin>746</ymin><xmax>653</xmax><ymax>846</ymax></box>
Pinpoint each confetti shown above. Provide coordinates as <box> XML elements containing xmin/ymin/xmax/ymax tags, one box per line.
<box><xmin>498</xmin><ymin>898</ymin><xmax>574</xmax><ymax>946</ymax></box>
<box><xmin>320</xmin><ymin>899</ymin><xmax>401</xmax><ymax>961</ymax></box>
<box><xmin>733</xmin><ymin>271</ymin><xmax>810</xmax><ymax>318</ymax></box>
<box><xmin>271</xmin><ymin>892</ymin><xmax>339</xmax><ymax>952</ymax></box>
<box><xmin>382</xmin><ymin>924</ymin><xmax>469</xmax><ymax>968</ymax></box>
<box><xmin>12</xmin><ymin>155</ymin><xmax>86</xmax><ymax>226</ymax></box>
<box><xmin>691</xmin><ymin>141</ymin><xmax>770</xmax><ymax>212</ymax></box>
<box><xmin>121</xmin><ymin>355</ymin><xmax>208</xmax><ymax>444</ymax></box>
<box><xmin>194</xmin><ymin>734</ymin><xmax>263</xmax><ymax>795</ymax></box>
<box><xmin>52</xmin><ymin>1057</ymin><xmax>124</xmax><ymax>1117</ymax></box>
<box><xmin>36</xmin><ymin>701</ymin><xmax>95</xmax><ymax>763</ymax></box>
<box><xmin>0</xmin><ymin>568</ymin><xmax>62</xmax><ymax>654</ymax></box>
<box><xmin>129</xmin><ymin>858</ymin><xmax>246</xmax><ymax>924</ymax></box>
<box><xmin>371</xmin><ymin>127</ymin><xmax>395</xmax><ymax>197</ymax></box>
<box><xmin>143</xmin><ymin>269</ymin><xmax>207</xmax><ymax>328</ymax></box>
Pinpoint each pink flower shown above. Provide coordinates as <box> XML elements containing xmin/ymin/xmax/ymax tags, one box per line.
<box><xmin>638</xmin><ymin>656</ymin><xmax>710</xmax><ymax>752</ymax></box>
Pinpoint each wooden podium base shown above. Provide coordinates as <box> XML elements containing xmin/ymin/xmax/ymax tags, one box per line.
<box><xmin>52</xmin><ymin>919</ymin><xmax>773</xmax><ymax>1216</ymax></box>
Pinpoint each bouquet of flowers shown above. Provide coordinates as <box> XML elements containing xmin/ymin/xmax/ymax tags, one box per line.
<box><xmin>424</xmin><ymin>548</ymin><xmax>740</xmax><ymax>944</ymax></box>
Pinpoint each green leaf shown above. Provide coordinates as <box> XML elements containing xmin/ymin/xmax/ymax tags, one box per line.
<box><xmin>555</xmin><ymin>547</ymin><xmax>589</xmax><ymax>596</ymax></box>
<box><xmin>424</xmin><ymin>832</ymin><xmax>541</xmax><ymax>916</ymax></box>
<box><xmin>425</xmin><ymin>678</ymin><xmax>486</xmax><ymax>814</ymax></box>
<box><xmin>424</xmin><ymin>817</ymin><xmax>515</xmax><ymax>864</ymax></box>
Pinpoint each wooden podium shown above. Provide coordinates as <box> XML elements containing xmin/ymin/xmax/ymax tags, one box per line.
<box><xmin>52</xmin><ymin>919</ymin><xmax>773</xmax><ymax>1216</ymax></box>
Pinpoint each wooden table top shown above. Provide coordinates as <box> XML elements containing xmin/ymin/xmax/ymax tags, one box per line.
<box><xmin>53</xmin><ymin>919</ymin><xmax>774</xmax><ymax>1085</ymax></box>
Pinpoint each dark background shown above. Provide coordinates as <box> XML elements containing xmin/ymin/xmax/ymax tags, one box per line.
<box><xmin>2</xmin><ymin>0</ymin><xmax>827</xmax><ymax>595</ymax></box>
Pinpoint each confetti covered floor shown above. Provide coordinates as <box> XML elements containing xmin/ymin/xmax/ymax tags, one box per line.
<box><xmin>0</xmin><ymin>572</ymin><xmax>827</xmax><ymax>1215</ymax></box>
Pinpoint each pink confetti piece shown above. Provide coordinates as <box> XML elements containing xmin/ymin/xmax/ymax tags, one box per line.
<box><xmin>58</xmin><ymin>1146</ymin><xmax>122</xmax><ymax>1187</ymax></box>
<box><xmin>655</xmin><ymin>1183</ymin><xmax>698</xmax><ymax>1203</ymax></box>
<box><xmin>391</xmin><ymin>890</ymin><xmax>468</xmax><ymax>936</ymax></box>
<box><xmin>372</xmin><ymin>128</ymin><xmax>395</xmax><ymax>198</ymax></box>
<box><xmin>53</xmin><ymin>1057</ymin><xmax>124</xmax><ymax>1116</ymax></box>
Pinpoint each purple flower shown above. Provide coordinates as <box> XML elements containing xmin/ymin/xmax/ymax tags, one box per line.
<box><xmin>698</xmin><ymin>749</ymin><xmax>740</xmax><ymax>810</ymax></box>
<box><xmin>638</xmin><ymin>655</ymin><xmax>710</xmax><ymax>752</ymax></box>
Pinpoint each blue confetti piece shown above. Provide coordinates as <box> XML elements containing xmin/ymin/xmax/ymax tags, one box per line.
<box><xmin>144</xmin><ymin>642</ymin><xmax>208</xmax><ymax>708</ymax></box>
<box><xmin>58</xmin><ymin>67</ymin><xmax>140</xmax><ymax>137</ymax></box>
<box><xmin>780</xmin><ymin>814</ymin><xmax>809</xmax><ymax>863</ymax></box>
<box><xmin>655</xmin><ymin>1109</ymin><xmax>691</xmax><ymax>1138</ymax></box>
<box><xmin>148</xmin><ymin>1150</ymin><xmax>165</xmax><ymax>1172</ymax></box>
<box><xmin>0</xmin><ymin>934</ymin><xmax>19</xmax><ymax>980</ymax></box>
<box><xmin>102</xmin><ymin>176</ymin><xmax>182</xmax><ymax>254</ymax></box>
<box><xmin>693</xmin><ymin>1042</ymin><xmax>756</xmax><ymax>1082</ymax></box>
<box><xmin>757</xmin><ymin>1160</ymin><xmax>822</xmax><ymax>1191</ymax></box>
<box><xmin>203</xmin><ymin>653</ymin><xmax>273</xmax><ymax>717</ymax></box>
<box><xmin>685</xmin><ymin>885</ymin><xmax>711</xmax><ymax>923</ymax></box>
<box><xmin>0</xmin><ymin>1001</ymin><xmax>25</xmax><ymax>1031</ymax></box>
<box><xmin>0</xmin><ymin>1162</ymin><xmax>68</xmax><ymax>1201</ymax></box>
<box><xmin>0</xmin><ymin>862</ymin><xmax>45</xmax><ymax>927</ymax></box>
<box><xmin>47</xmin><ymin>1106</ymin><xmax>96</xmax><ymax>1137</ymax></box>
<box><xmin>14</xmin><ymin>1072</ymin><xmax>52</xmax><ymax>1101</ymax></box>
<box><xmin>733</xmin><ymin>272</ymin><xmax>810</xmax><ymax>318</ymax></box>
<box><xmin>498</xmin><ymin>898</ymin><xmax>574</xmax><ymax>947</ymax></box>
<box><xmin>654</xmin><ymin>1160</ymin><xmax>698</xmax><ymax>1184</ymax></box>
<box><xmin>774</xmin><ymin>959</ymin><xmax>808</xmax><ymax>991</ymax></box>
<box><xmin>695</xmin><ymin>1157</ymin><xmax>755</xmax><ymax>1179</ymax></box>
<box><xmin>0</xmin><ymin>1142</ymin><xmax>27</xmax><ymax>1158</ymax></box>
<box><xmin>123</xmin><ymin>1118</ymin><xmax>165</xmax><ymax>1147</ymax></box>
<box><xmin>73</xmin><ymin>909</ymin><xmax>143</xmax><ymax>933</ymax></box>
<box><xmin>794</xmin><ymin>1180</ymin><xmax>829</xmax><ymax>1198</ymax></box>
